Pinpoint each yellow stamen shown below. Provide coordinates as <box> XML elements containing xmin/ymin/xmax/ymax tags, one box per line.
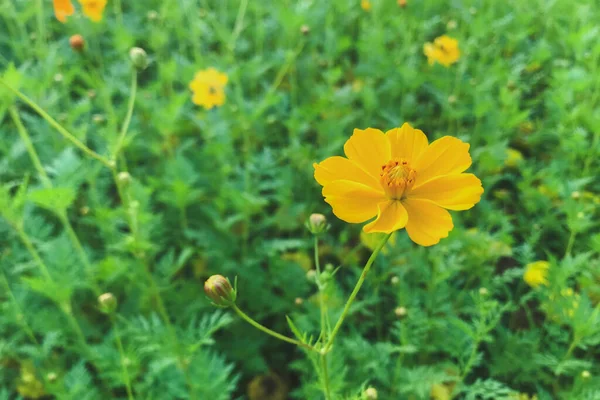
<box><xmin>380</xmin><ymin>158</ymin><xmax>417</xmax><ymax>199</ymax></box>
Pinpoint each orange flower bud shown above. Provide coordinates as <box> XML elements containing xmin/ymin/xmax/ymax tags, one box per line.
<box><xmin>69</xmin><ymin>34</ymin><xmax>85</xmax><ymax>52</ymax></box>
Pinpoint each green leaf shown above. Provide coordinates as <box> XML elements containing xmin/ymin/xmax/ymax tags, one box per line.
<box><xmin>28</xmin><ymin>187</ymin><xmax>76</xmax><ymax>214</ymax></box>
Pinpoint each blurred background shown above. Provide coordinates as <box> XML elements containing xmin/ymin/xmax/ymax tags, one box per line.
<box><xmin>1</xmin><ymin>0</ymin><xmax>599</xmax><ymax>399</ymax></box>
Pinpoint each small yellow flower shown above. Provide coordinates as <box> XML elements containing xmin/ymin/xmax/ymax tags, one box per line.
<box><xmin>313</xmin><ymin>123</ymin><xmax>484</xmax><ymax>246</ymax></box>
<box><xmin>78</xmin><ymin>0</ymin><xmax>107</xmax><ymax>22</ymax></box>
<box><xmin>505</xmin><ymin>148</ymin><xmax>524</xmax><ymax>168</ymax></box>
<box><xmin>424</xmin><ymin>35</ymin><xmax>461</xmax><ymax>67</ymax></box>
<box><xmin>189</xmin><ymin>68</ymin><xmax>228</xmax><ymax>110</ymax></box>
<box><xmin>53</xmin><ymin>0</ymin><xmax>75</xmax><ymax>23</ymax></box>
<box><xmin>523</xmin><ymin>261</ymin><xmax>550</xmax><ymax>288</ymax></box>
<box><xmin>361</xmin><ymin>0</ymin><xmax>372</xmax><ymax>11</ymax></box>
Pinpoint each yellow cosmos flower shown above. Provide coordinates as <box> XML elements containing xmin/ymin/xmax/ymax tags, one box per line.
<box><xmin>78</xmin><ymin>0</ymin><xmax>107</xmax><ymax>22</ymax></box>
<box><xmin>523</xmin><ymin>261</ymin><xmax>550</xmax><ymax>288</ymax></box>
<box><xmin>313</xmin><ymin>123</ymin><xmax>484</xmax><ymax>246</ymax></box>
<box><xmin>53</xmin><ymin>0</ymin><xmax>75</xmax><ymax>23</ymax></box>
<box><xmin>361</xmin><ymin>0</ymin><xmax>372</xmax><ymax>11</ymax></box>
<box><xmin>189</xmin><ymin>68</ymin><xmax>228</xmax><ymax>110</ymax></box>
<box><xmin>424</xmin><ymin>35</ymin><xmax>461</xmax><ymax>67</ymax></box>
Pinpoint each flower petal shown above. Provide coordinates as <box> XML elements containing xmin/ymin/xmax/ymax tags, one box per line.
<box><xmin>343</xmin><ymin>128</ymin><xmax>391</xmax><ymax>179</ymax></box>
<box><xmin>408</xmin><ymin>173</ymin><xmax>484</xmax><ymax>210</ymax></box>
<box><xmin>413</xmin><ymin>136</ymin><xmax>472</xmax><ymax>184</ymax></box>
<box><xmin>403</xmin><ymin>199</ymin><xmax>454</xmax><ymax>246</ymax></box>
<box><xmin>54</xmin><ymin>0</ymin><xmax>75</xmax><ymax>22</ymax></box>
<box><xmin>386</xmin><ymin>123</ymin><xmax>429</xmax><ymax>162</ymax></box>
<box><xmin>322</xmin><ymin>180</ymin><xmax>385</xmax><ymax>223</ymax></box>
<box><xmin>363</xmin><ymin>200</ymin><xmax>408</xmax><ymax>234</ymax></box>
<box><xmin>313</xmin><ymin>156</ymin><xmax>380</xmax><ymax>190</ymax></box>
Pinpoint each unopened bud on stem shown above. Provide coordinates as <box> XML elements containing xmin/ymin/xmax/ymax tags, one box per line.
<box><xmin>98</xmin><ymin>293</ymin><xmax>117</xmax><ymax>313</ymax></box>
<box><xmin>129</xmin><ymin>47</ymin><xmax>149</xmax><ymax>70</ymax></box>
<box><xmin>204</xmin><ymin>275</ymin><xmax>236</xmax><ymax>307</ymax></box>
<box><xmin>307</xmin><ymin>213</ymin><xmax>328</xmax><ymax>235</ymax></box>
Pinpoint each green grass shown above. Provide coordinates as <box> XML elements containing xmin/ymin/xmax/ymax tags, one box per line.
<box><xmin>1</xmin><ymin>0</ymin><xmax>600</xmax><ymax>399</ymax></box>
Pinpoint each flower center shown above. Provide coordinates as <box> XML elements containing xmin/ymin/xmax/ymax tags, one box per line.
<box><xmin>380</xmin><ymin>158</ymin><xmax>417</xmax><ymax>200</ymax></box>
<box><xmin>208</xmin><ymin>85</ymin><xmax>217</xmax><ymax>95</ymax></box>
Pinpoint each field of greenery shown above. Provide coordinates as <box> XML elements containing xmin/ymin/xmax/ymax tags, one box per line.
<box><xmin>1</xmin><ymin>0</ymin><xmax>600</xmax><ymax>399</ymax></box>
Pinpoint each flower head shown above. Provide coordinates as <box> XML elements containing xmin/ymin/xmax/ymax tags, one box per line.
<box><xmin>189</xmin><ymin>68</ymin><xmax>228</xmax><ymax>110</ymax></box>
<box><xmin>69</xmin><ymin>34</ymin><xmax>85</xmax><ymax>51</ymax></box>
<box><xmin>53</xmin><ymin>0</ymin><xmax>75</xmax><ymax>23</ymax></box>
<box><xmin>523</xmin><ymin>261</ymin><xmax>550</xmax><ymax>288</ymax></box>
<box><xmin>313</xmin><ymin>123</ymin><xmax>483</xmax><ymax>246</ymax></box>
<box><xmin>424</xmin><ymin>35</ymin><xmax>460</xmax><ymax>67</ymax></box>
<box><xmin>78</xmin><ymin>0</ymin><xmax>107</xmax><ymax>22</ymax></box>
<box><xmin>361</xmin><ymin>0</ymin><xmax>372</xmax><ymax>11</ymax></box>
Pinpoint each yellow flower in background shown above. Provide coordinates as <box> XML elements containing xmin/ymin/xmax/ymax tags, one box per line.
<box><xmin>313</xmin><ymin>123</ymin><xmax>484</xmax><ymax>246</ymax></box>
<box><xmin>78</xmin><ymin>0</ymin><xmax>107</xmax><ymax>22</ymax></box>
<box><xmin>424</xmin><ymin>35</ymin><xmax>461</xmax><ymax>67</ymax></box>
<box><xmin>361</xmin><ymin>0</ymin><xmax>372</xmax><ymax>11</ymax></box>
<box><xmin>505</xmin><ymin>148</ymin><xmax>524</xmax><ymax>168</ymax></box>
<box><xmin>189</xmin><ymin>68</ymin><xmax>228</xmax><ymax>110</ymax></box>
<box><xmin>523</xmin><ymin>261</ymin><xmax>550</xmax><ymax>288</ymax></box>
<box><xmin>53</xmin><ymin>0</ymin><xmax>75</xmax><ymax>23</ymax></box>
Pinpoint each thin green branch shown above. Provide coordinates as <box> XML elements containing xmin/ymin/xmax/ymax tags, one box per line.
<box><xmin>0</xmin><ymin>78</ymin><xmax>114</xmax><ymax>169</ymax></box>
<box><xmin>324</xmin><ymin>233</ymin><xmax>391</xmax><ymax>352</ymax></box>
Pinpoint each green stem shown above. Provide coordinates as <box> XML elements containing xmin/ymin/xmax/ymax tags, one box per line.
<box><xmin>35</xmin><ymin>0</ymin><xmax>46</xmax><ymax>56</ymax></box>
<box><xmin>0</xmin><ymin>269</ymin><xmax>38</xmax><ymax>344</ymax></box>
<box><xmin>113</xmin><ymin>71</ymin><xmax>138</xmax><ymax>159</ymax></box>
<box><xmin>321</xmin><ymin>354</ymin><xmax>332</xmax><ymax>400</ymax></box>
<box><xmin>0</xmin><ymin>79</ymin><xmax>114</xmax><ymax>168</ymax></box>
<box><xmin>229</xmin><ymin>0</ymin><xmax>249</xmax><ymax>52</ymax></box>
<box><xmin>324</xmin><ymin>233</ymin><xmax>391</xmax><ymax>352</ymax></box>
<box><xmin>9</xmin><ymin>107</ymin><xmax>51</xmax><ymax>187</ymax></box>
<box><xmin>111</xmin><ymin>316</ymin><xmax>135</xmax><ymax>400</ymax></box>
<box><xmin>59</xmin><ymin>212</ymin><xmax>93</xmax><ymax>271</ymax></box>
<box><xmin>15</xmin><ymin>227</ymin><xmax>53</xmax><ymax>281</ymax></box>
<box><xmin>314</xmin><ymin>236</ymin><xmax>327</xmax><ymax>340</ymax></box>
<box><xmin>232</xmin><ymin>304</ymin><xmax>318</xmax><ymax>353</ymax></box>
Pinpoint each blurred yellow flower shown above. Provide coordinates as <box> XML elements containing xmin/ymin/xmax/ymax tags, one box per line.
<box><xmin>247</xmin><ymin>373</ymin><xmax>288</xmax><ymax>400</ymax></box>
<box><xmin>314</xmin><ymin>123</ymin><xmax>483</xmax><ymax>246</ymax></box>
<box><xmin>424</xmin><ymin>35</ymin><xmax>461</xmax><ymax>67</ymax></box>
<box><xmin>523</xmin><ymin>261</ymin><xmax>550</xmax><ymax>288</ymax></box>
<box><xmin>189</xmin><ymin>68</ymin><xmax>228</xmax><ymax>110</ymax></box>
<box><xmin>78</xmin><ymin>0</ymin><xmax>107</xmax><ymax>22</ymax></box>
<box><xmin>53</xmin><ymin>0</ymin><xmax>75</xmax><ymax>23</ymax></box>
<box><xmin>505</xmin><ymin>148</ymin><xmax>524</xmax><ymax>168</ymax></box>
<box><xmin>361</xmin><ymin>0</ymin><xmax>372</xmax><ymax>11</ymax></box>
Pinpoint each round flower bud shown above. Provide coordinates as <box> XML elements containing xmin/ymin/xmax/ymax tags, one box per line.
<box><xmin>306</xmin><ymin>269</ymin><xmax>317</xmax><ymax>282</ymax></box>
<box><xmin>582</xmin><ymin>370</ymin><xmax>591</xmax><ymax>379</ymax></box>
<box><xmin>397</xmin><ymin>0</ymin><xmax>407</xmax><ymax>7</ymax></box>
<box><xmin>69</xmin><ymin>34</ymin><xmax>85</xmax><ymax>52</ymax></box>
<box><xmin>390</xmin><ymin>276</ymin><xmax>400</xmax><ymax>286</ymax></box>
<box><xmin>117</xmin><ymin>171</ymin><xmax>131</xmax><ymax>186</ymax></box>
<box><xmin>46</xmin><ymin>372</ymin><xmax>58</xmax><ymax>382</ymax></box>
<box><xmin>98</xmin><ymin>293</ymin><xmax>117</xmax><ymax>313</ymax></box>
<box><xmin>204</xmin><ymin>275</ymin><xmax>236</xmax><ymax>307</ymax></box>
<box><xmin>129</xmin><ymin>47</ymin><xmax>149</xmax><ymax>71</ymax></box>
<box><xmin>394</xmin><ymin>306</ymin><xmax>407</xmax><ymax>318</ymax></box>
<box><xmin>307</xmin><ymin>213</ymin><xmax>328</xmax><ymax>235</ymax></box>
<box><xmin>295</xmin><ymin>297</ymin><xmax>303</xmax><ymax>305</ymax></box>
<box><xmin>364</xmin><ymin>387</ymin><xmax>378</xmax><ymax>399</ymax></box>
<box><xmin>479</xmin><ymin>287</ymin><xmax>489</xmax><ymax>296</ymax></box>
<box><xmin>301</xmin><ymin>25</ymin><xmax>310</xmax><ymax>35</ymax></box>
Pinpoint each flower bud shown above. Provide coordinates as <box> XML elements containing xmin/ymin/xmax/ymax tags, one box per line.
<box><xmin>479</xmin><ymin>287</ymin><xmax>489</xmax><ymax>296</ymax></box>
<box><xmin>69</xmin><ymin>34</ymin><xmax>85</xmax><ymax>52</ymax></box>
<box><xmin>394</xmin><ymin>306</ymin><xmax>407</xmax><ymax>318</ymax></box>
<box><xmin>129</xmin><ymin>47</ymin><xmax>149</xmax><ymax>71</ymax></box>
<box><xmin>98</xmin><ymin>293</ymin><xmax>117</xmax><ymax>313</ymax></box>
<box><xmin>117</xmin><ymin>171</ymin><xmax>131</xmax><ymax>186</ymax></box>
<box><xmin>204</xmin><ymin>275</ymin><xmax>236</xmax><ymax>307</ymax></box>
<box><xmin>390</xmin><ymin>276</ymin><xmax>400</xmax><ymax>286</ymax></box>
<box><xmin>300</xmin><ymin>25</ymin><xmax>310</xmax><ymax>35</ymax></box>
<box><xmin>294</xmin><ymin>297</ymin><xmax>303</xmax><ymax>305</ymax></box>
<box><xmin>581</xmin><ymin>370</ymin><xmax>591</xmax><ymax>379</ymax></box>
<box><xmin>364</xmin><ymin>387</ymin><xmax>378</xmax><ymax>399</ymax></box>
<box><xmin>397</xmin><ymin>0</ymin><xmax>407</xmax><ymax>7</ymax></box>
<box><xmin>307</xmin><ymin>213</ymin><xmax>328</xmax><ymax>235</ymax></box>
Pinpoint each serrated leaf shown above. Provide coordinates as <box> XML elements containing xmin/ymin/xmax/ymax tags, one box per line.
<box><xmin>28</xmin><ymin>187</ymin><xmax>75</xmax><ymax>214</ymax></box>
